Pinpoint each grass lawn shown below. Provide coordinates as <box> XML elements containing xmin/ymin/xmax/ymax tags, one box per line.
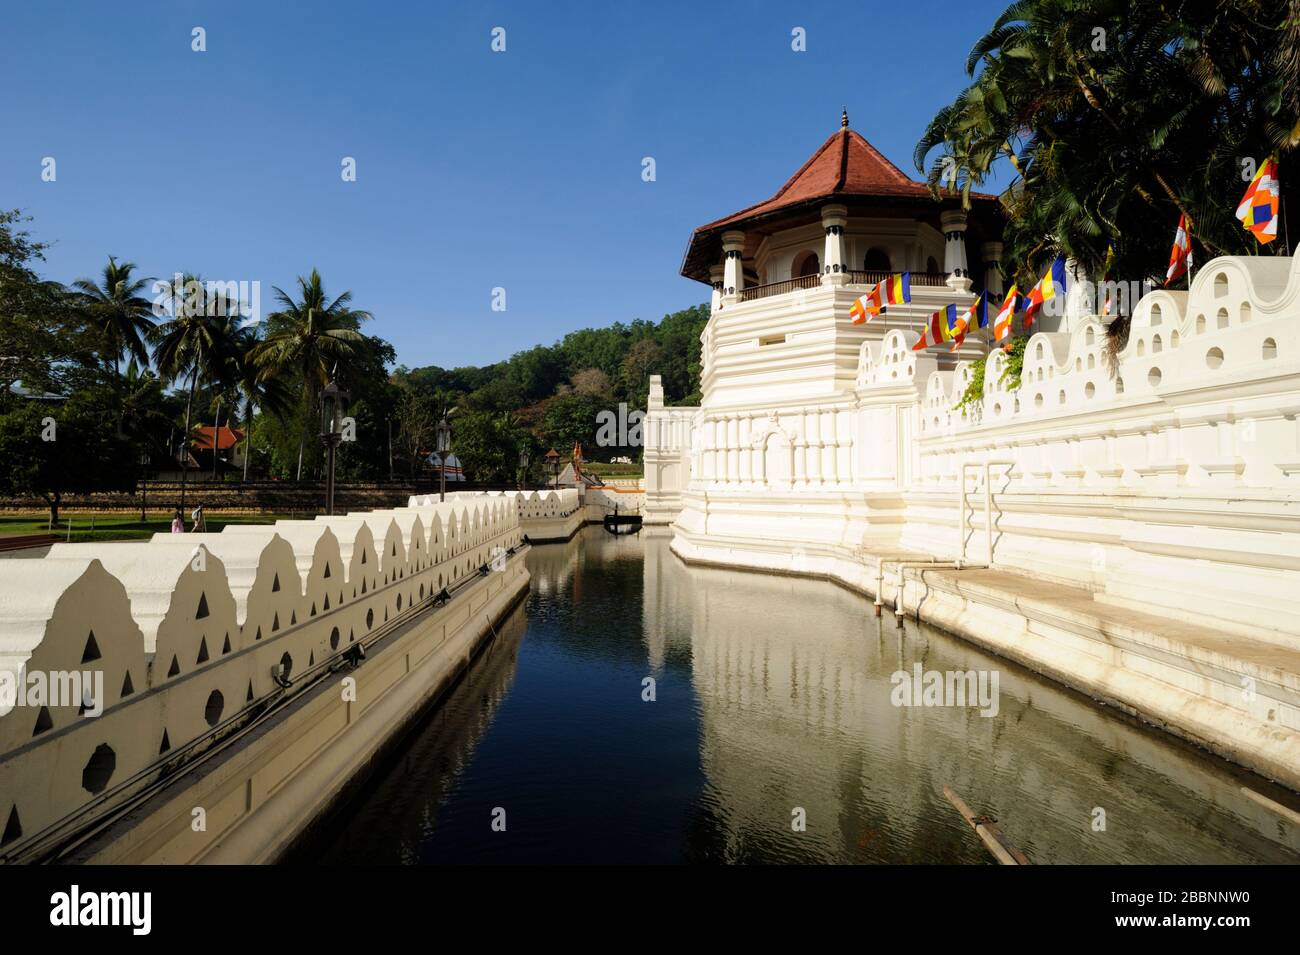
<box><xmin>583</xmin><ymin>462</ymin><xmax>644</xmax><ymax>479</ymax></box>
<box><xmin>0</xmin><ymin>512</ymin><xmax>307</xmax><ymax>543</ymax></box>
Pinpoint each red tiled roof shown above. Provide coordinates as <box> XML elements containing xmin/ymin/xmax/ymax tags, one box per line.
<box><xmin>699</xmin><ymin>127</ymin><xmax>935</xmax><ymax>233</ymax></box>
<box><xmin>680</xmin><ymin>118</ymin><xmax>1001</xmax><ymax>282</ymax></box>
<box><xmin>192</xmin><ymin>425</ymin><xmax>244</xmax><ymax>451</ymax></box>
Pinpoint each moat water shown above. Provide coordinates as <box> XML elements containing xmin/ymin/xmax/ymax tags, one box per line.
<box><xmin>306</xmin><ymin>527</ymin><xmax>1300</xmax><ymax>864</ymax></box>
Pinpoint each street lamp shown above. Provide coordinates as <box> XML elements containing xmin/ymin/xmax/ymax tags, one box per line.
<box><xmin>545</xmin><ymin>447</ymin><xmax>560</xmax><ymax>488</ymax></box>
<box><xmin>435</xmin><ymin>413</ymin><xmax>452</xmax><ymax>502</ymax></box>
<box><xmin>138</xmin><ymin>451</ymin><xmax>151</xmax><ymax>522</ymax></box>
<box><xmin>319</xmin><ymin>379</ymin><xmax>349</xmax><ymax>516</ymax></box>
<box><xmin>518</xmin><ymin>448</ymin><xmax>530</xmax><ymax>491</ymax></box>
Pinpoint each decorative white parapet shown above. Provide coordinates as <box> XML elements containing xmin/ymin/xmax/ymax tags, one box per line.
<box><xmin>857</xmin><ymin>254</ymin><xmax>1300</xmax><ymax>638</ymax></box>
<box><xmin>0</xmin><ymin>493</ymin><xmax>526</xmax><ymax>858</ymax></box>
<box><xmin>643</xmin><ymin>375</ymin><xmax>701</xmax><ymax>524</ymax></box>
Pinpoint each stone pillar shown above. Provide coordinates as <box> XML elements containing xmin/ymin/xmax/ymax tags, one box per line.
<box><xmin>728</xmin><ymin>417</ymin><xmax>739</xmax><ymax>483</ymax></box>
<box><xmin>941</xmin><ymin>209</ymin><xmax>972</xmax><ymax>293</ymax></box>
<box><xmin>821</xmin><ymin>203</ymin><xmax>848</xmax><ymax>287</ymax></box>
<box><xmin>721</xmin><ymin>231</ymin><xmax>745</xmax><ymax>304</ymax></box>
<box><xmin>981</xmin><ymin>241</ymin><xmax>1004</xmax><ymax>298</ymax></box>
<box><xmin>709</xmin><ymin>264</ymin><xmax>724</xmax><ymax>314</ymax></box>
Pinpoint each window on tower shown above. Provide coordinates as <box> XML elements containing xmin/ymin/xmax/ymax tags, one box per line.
<box><xmin>793</xmin><ymin>251</ymin><xmax>821</xmax><ymax>278</ymax></box>
<box><xmin>864</xmin><ymin>248</ymin><xmax>891</xmax><ymax>272</ymax></box>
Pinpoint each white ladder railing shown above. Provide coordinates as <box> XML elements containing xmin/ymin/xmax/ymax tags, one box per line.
<box><xmin>956</xmin><ymin>459</ymin><xmax>1014</xmax><ymax>569</ymax></box>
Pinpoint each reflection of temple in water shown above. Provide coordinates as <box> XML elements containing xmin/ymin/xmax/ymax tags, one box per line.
<box><xmin>641</xmin><ymin>533</ymin><xmax>1300</xmax><ymax>863</ymax></box>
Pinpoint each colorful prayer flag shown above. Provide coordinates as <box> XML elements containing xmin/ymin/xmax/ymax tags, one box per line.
<box><xmin>1165</xmin><ymin>213</ymin><xmax>1192</xmax><ymax>285</ymax></box>
<box><xmin>992</xmin><ymin>285</ymin><xmax>1019</xmax><ymax>350</ymax></box>
<box><xmin>912</xmin><ymin>304</ymin><xmax>958</xmax><ymax>351</ymax></box>
<box><xmin>949</xmin><ymin>292</ymin><xmax>989</xmax><ymax>351</ymax></box>
<box><xmin>1024</xmin><ymin>255</ymin><xmax>1066</xmax><ymax>327</ymax></box>
<box><xmin>1236</xmin><ymin>158</ymin><xmax>1279</xmax><ymax>245</ymax></box>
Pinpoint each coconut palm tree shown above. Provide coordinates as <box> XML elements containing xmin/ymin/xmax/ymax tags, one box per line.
<box><xmin>915</xmin><ymin>0</ymin><xmax>1297</xmax><ymax>289</ymax></box>
<box><xmin>248</xmin><ymin>269</ymin><xmax>371</xmax><ymax>481</ymax></box>
<box><xmin>71</xmin><ymin>256</ymin><xmax>156</xmax><ymax>428</ymax></box>
<box><xmin>231</xmin><ymin>328</ymin><xmax>294</xmax><ymax>482</ymax></box>
<box><xmin>148</xmin><ymin>275</ymin><xmax>240</xmax><ymax>508</ymax></box>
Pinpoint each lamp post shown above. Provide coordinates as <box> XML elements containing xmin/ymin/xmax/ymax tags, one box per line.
<box><xmin>319</xmin><ymin>379</ymin><xmax>349</xmax><ymax>516</ymax></box>
<box><xmin>518</xmin><ymin>448</ymin><xmax>530</xmax><ymax>491</ymax></box>
<box><xmin>138</xmin><ymin>451</ymin><xmax>151</xmax><ymax>522</ymax></box>
<box><xmin>436</xmin><ymin>413</ymin><xmax>452</xmax><ymax>502</ymax></box>
<box><xmin>545</xmin><ymin>447</ymin><xmax>560</xmax><ymax>488</ymax></box>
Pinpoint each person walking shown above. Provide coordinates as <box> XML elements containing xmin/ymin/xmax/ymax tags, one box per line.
<box><xmin>170</xmin><ymin>508</ymin><xmax>184</xmax><ymax>534</ymax></box>
<box><xmin>190</xmin><ymin>505</ymin><xmax>207</xmax><ymax>533</ymax></box>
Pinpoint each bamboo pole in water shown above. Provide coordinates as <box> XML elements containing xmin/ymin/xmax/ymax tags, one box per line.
<box><xmin>944</xmin><ymin>785</ymin><xmax>1031</xmax><ymax>865</ymax></box>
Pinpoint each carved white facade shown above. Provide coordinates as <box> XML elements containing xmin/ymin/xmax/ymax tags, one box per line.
<box><xmin>649</xmin><ymin>253</ymin><xmax>1300</xmax><ymax>636</ymax></box>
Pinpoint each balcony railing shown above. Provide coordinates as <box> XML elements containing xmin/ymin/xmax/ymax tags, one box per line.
<box><xmin>845</xmin><ymin>270</ymin><xmax>951</xmax><ymax>288</ymax></box>
<box><xmin>733</xmin><ymin>270</ymin><xmax>952</xmax><ymax>304</ymax></box>
<box><xmin>737</xmin><ymin>273</ymin><xmax>821</xmax><ymax>302</ymax></box>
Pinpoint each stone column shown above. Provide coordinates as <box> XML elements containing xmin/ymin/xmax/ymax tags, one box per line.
<box><xmin>981</xmin><ymin>241</ymin><xmax>1004</xmax><ymax>298</ymax></box>
<box><xmin>941</xmin><ymin>209</ymin><xmax>972</xmax><ymax>293</ymax></box>
<box><xmin>709</xmin><ymin>265</ymin><xmax>724</xmax><ymax>314</ymax></box>
<box><xmin>821</xmin><ymin>203</ymin><xmax>848</xmax><ymax>287</ymax></box>
<box><xmin>721</xmin><ymin>231</ymin><xmax>746</xmax><ymax>304</ymax></box>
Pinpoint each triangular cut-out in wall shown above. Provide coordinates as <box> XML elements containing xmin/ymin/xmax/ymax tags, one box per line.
<box><xmin>309</xmin><ymin>651</ymin><xmax>315</xmax><ymax>667</ymax></box>
<box><xmin>159</xmin><ymin>729</ymin><xmax>171</xmax><ymax>753</ymax></box>
<box><xmin>272</xmin><ymin>573</ymin><xmax>281</xmax><ymax>592</ymax></box>
<box><xmin>272</xmin><ymin>613</ymin><xmax>280</xmax><ymax>633</ymax></box>
<box><xmin>324</xmin><ymin>562</ymin><xmax>331</xmax><ymax>578</ymax></box>
<box><xmin>323</xmin><ymin>594</ymin><xmax>330</xmax><ymax>611</ymax></box>
<box><xmin>361</xmin><ymin>550</ymin><xmax>367</xmax><ymax>564</ymax></box>
<box><xmin>121</xmin><ymin>671</ymin><xmax>134</xmax><ymax>697</ymax></box>
<box><xmin>361</xmin><ymin>579</ymin><xmax>367</xmax><ymax>594</ymax></box>
<box><xmin>196</xmin><ymin>593</ymin><xmax>210</xmax><ymax>619</ymax></box>
<box><xmin>222</xmin><ymin>634</ymin><xmax>231</xmax><ymax>655</ymax></box>
<box><xmin>196</xmin><ymin>637</ymin><xmax>210</xmax><ymax>664</ymax></box>
<box><xmin>310</xmin><ymin>603</ymin><xmax>317</xmax><ymax>617</ymax></box>
<box><xmin>82</xmin><ymin>630</ymin><xmax>102</xmax><ymax>663</ymax></box>
<box><xmin>167</xmin><ymin>655</ymin><xmax>180</xmax><ymax>678</ymax></box>
<box><xmin>32</xmin><ymin>707</ymin><xmax>53</xmax><ymax>736</ymax></box>
<box><xmin>290</xmin><ymin>610</ymin><xmax>297</xmax><ymax>625</ymax></box>
<box><xmin>2</xmin><ymin>806</ymin><xmax>21</xmax><ymax>846</ymax></box>
<box><xmin>246</xmin><ymin>681</ymin><xmax>255</xmax><ymax>703</ymax></box>
<box><xmin>255</xmin><ymin>626</ymin><xmax>263</xmax><ymax>641</ymax></box>
<box><xmin>349</xmin><ymin>628</ymin><xmax>355</xmax><ymax>643</ymax></box>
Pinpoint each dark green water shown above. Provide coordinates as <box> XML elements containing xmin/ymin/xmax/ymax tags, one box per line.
<box><xmin>307</xmin><ymin>527</ymin><xmax>1300</xmax><ymax>864</ymax></box>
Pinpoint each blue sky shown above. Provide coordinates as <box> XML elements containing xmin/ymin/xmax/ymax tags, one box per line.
<box><xmin>3</xmin><ymin>0</ymin><xmax>1009</xmax><ymax>369</ymax></box>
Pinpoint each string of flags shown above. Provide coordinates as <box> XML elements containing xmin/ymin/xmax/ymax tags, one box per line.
<box><xmin>857</xmin><ymin>156</ymin><xmax>1281</xmax><ymax>353</ymax></box>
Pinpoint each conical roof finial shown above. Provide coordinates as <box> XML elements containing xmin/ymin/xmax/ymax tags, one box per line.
<box><xmin>841</xmin><ymin>108</ymin><xmax>849</xmax><ymax>129</ymax></box>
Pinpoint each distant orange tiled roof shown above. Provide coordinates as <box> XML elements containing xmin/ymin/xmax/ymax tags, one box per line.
<box><xmin>192</xmin><ymin>425</ymin><xmax>244</xmax><ymax>451</ymax></box>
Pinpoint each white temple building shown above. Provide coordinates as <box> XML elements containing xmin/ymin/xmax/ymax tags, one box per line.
<box><xmin>644</xmin><ymin>115</ymin><xmax>1300</xmax><ymax>787</ymax></box>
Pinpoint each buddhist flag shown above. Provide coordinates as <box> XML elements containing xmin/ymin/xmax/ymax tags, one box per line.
<box><xmin>1024</xmin><ymin>255</ymin><xmax>1066</xmax><ymax>327</ymax></box>
<box><xmin>1165</xmin><ymin>213</ymin><xmax>1192</xmax><ymax>285</ymax></box>
<box><xmin>850</xmin><ymin>273</ymin><xmax>910</xmax><ymax>325</ymax></box>
<box><xmin>883</xmin><ymin>272</ymin><xmax>911</xmax><ymax>306</ymax></box>
<box><xmin>850</xmin><ymin>284</ymin><xmax>884</xmax><ymax>324</ymax></box>
<box><xmin>950</xmin><ymin>291</ymin><xmax>989</xmax><ymax>351</ymax></box>
<box><xmin>912</xmin><ymin>304</ymin><xmax>958</xmax><ymax>350</ymax></box>
<box><xmin>992</xmin><ymin>285</ymin><xmax>1019</xmax><ymax>350</ymax></box>
<box><xmin>1236</xmin><ymin>158</ymin><xmax>1279</xmax><ymax>245</ymax></box>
